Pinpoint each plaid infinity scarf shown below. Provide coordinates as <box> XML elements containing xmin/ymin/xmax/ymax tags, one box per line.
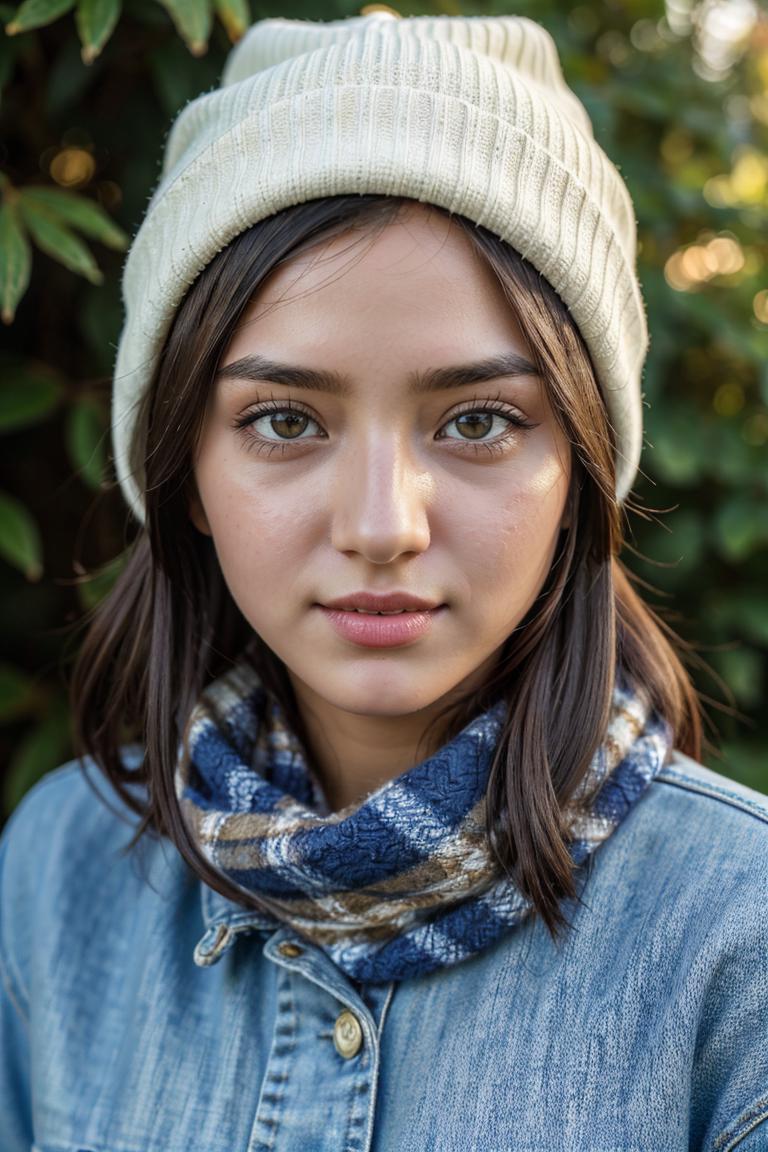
<box><xmin>176</xmin><ymin>658</ymin><xmax>672</xmax><ymax>983</ymax></box>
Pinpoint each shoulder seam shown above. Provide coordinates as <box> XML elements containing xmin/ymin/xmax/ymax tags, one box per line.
<box><xmin>656</xmin><ymin>768</ymin><xmax>768</xmax><ymax>828</ymax></box>
<box><xmin>715</xmin><ymin>1094</ymin><xmax>768</xmax><ymax>1151</ymax></box>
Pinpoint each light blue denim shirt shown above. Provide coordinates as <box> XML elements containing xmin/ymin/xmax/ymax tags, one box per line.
<box><xmin>1</xmin><ymin>748</ymin><xmax>767</xmax><ymax>1152</ymax></box>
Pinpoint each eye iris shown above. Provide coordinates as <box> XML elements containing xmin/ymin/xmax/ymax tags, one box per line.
<box><xmin>271</xmin><ymin>412</ymin><xmax>307</xmax><ymax>439</ymax></box>
<box><xmin>455</xmin><ymin>412</ymin><xmax>493</xmax><ymax>439</ymax></box>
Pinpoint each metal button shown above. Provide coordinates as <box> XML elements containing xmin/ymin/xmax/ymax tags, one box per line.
<box><xmin>333</xmin><ymin>1010</ymin><xmax>363</xmax><ymax>1058</ymax></box>
<box><xmin>278</xmin><ymin>941</ymin><xmax>303</xmax><ymax>958</ymax></box>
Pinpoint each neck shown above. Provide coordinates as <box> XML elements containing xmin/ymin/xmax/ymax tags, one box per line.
<box><xmin>284</xmin><ymin>665</ymin><xmax>504</xmax><ymax>813</ymax></box>
<box><xmin>298</xmin><ymin>700</ymin><xmax>448</xmax><ymax>812</ymax></box>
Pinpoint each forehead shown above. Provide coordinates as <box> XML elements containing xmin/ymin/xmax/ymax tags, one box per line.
<box><xmin>236</xmin><ymin>202</ymin><xmax>530</xmax><ymax>353</ymax></box>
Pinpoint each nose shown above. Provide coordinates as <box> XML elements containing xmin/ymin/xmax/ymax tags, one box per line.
<box><xmin>330</xmin><ymin>433</ymin><xmax>433</xmax><ymax>564</ymax></box>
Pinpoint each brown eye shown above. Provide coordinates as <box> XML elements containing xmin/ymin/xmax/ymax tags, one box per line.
<box><xmin>437</xmin><ymin>400</ymin><xmax>536</xmax><ymax>449</ymax></box>
<box><xmin>234</xmin><ymin>400</ymin><xmax>321</xmax><ymax>444</ymax></box>
<box><xmin>265</xmin><ymin>412</ymin><xmax>309</xmax><ymax>439</ymax></box>
<box><xmin>453</xmin><ymin>412</ymin><xmax>495</xmax><ymax>440</ymax></box>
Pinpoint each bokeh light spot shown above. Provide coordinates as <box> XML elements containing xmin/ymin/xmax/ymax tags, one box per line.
<box><xmin>713</xmin><ymin>381</ymin><xmax>746</xmax><ymax>416</ymax></box>
<box><xmin>753</xmin><ymin>288</ymin><xmax>768</xmax><ymax>323</ymax></box>
<box><xmin>665</xmin><ymin>234</ymin><xmax>747</xmax><ymax>291</ymax></box>
<box><xmin>49</xmin><ymin>147</ymin><xmax>95</xmax><ymax>188</ymax></box>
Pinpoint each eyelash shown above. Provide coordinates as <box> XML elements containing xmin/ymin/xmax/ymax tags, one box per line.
<box><xmin>232</xmin><ymin>393</ymin><xmax>538</xmax><ymax>459</ymax></box>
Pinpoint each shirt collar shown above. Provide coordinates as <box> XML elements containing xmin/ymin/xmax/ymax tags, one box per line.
<box><xmin>194</xmin><ymin>881</ymin><xmax>277</xmax><ymax>967</ymax></box>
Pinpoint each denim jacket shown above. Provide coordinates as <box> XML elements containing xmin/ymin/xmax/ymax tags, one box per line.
<box><xmin>1</xmin><ymin>748</ymin><xmax>767</xmax><ymax>1152</ymax></box>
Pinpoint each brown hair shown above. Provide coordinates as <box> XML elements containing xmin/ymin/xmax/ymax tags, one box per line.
<box><xmin>71</xmin><ymin>194</ymin><xmax>702</xmax><ymax>938</ymax></box>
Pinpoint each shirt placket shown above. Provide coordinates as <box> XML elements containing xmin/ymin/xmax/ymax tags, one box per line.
<box><xmin>245</xmin><ymin>927</ymin><xmax>395</xmax><ymax>1152</ymax></box>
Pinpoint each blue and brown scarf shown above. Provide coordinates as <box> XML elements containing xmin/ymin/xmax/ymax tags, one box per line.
<box><xmin>176</xmin><ymin>659</ymin><xmax>671</xmax><ymax>983</ymax></box>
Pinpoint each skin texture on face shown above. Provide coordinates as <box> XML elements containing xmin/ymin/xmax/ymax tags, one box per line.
<box><xmin>190</xmin><ymin>202</ymin><xmax>571</xmax><ymax>812</ymax></box>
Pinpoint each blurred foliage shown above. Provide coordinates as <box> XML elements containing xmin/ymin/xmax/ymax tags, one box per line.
<box><xmin>0</xmin><ymin>0</ymin><xmax>766</xmax><ymax>820</ymax></box>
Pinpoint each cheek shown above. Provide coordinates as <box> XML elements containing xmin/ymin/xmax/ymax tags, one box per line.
<box><xmin>197</xmin><ymin>460</ymin><xmax>318</xmax><ymax>615</ymax></box>
<box><xmin>459</xmin><ymin>458</ymin><xmax>567</xmax><ymax>596</ymax></box>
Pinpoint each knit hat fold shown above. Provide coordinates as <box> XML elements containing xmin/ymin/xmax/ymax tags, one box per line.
<box><xmin>112</xmin><ymin>13</ymin><xmax>647</xmax><ymax>521</ymax></box>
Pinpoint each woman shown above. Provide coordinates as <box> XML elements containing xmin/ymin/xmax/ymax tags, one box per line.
<box><xmin>1</xmin><ymin>12</ymin><xmax>766</xmax><ymax>1151</ymax></box>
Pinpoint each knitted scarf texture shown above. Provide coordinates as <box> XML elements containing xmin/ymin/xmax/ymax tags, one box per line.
<box><xmin>176</xmin><ymin>658</ymin><xmax>672</xmax><ymax>983</ymax></box>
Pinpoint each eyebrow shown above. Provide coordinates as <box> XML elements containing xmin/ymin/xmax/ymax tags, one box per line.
<box><xmin>215</xmin><ymin>351</ymin><xmax>540</xmax><ymax>396</ymax></box>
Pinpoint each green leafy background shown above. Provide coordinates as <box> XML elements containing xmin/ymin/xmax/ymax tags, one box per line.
<box><xmin>1</xmin><ymin>0</ymin><xmax>767</xmax><ymax>820</ymax></box>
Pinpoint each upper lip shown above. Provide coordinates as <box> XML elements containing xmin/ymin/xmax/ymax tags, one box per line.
<box><xmin>321</xmin><ymin>592</ymin><xmax>443</xmax><ymax>612</ymax></box>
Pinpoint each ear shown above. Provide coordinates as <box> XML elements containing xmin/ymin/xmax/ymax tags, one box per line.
<box><xmin>188</xmin><ymin>486</ymin><xmax>212</xmax><ymax>537</ymax></box>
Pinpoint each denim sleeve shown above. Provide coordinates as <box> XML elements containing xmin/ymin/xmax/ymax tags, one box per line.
<box><xmin>692</xmin><ymin>848</ymin><xmax>768</xmax><ymax>1152</ymax></box>
<box><xmin>0</xmin><ymin>820</ymin><xmax>33</xmax><ymax>1150</ymax></box>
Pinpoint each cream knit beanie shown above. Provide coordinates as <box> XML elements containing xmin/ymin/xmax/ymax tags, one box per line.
<box><xmin>112</xmin><ymin>11</ymin><xmax>647</xmax><ymax>522</ymax></box>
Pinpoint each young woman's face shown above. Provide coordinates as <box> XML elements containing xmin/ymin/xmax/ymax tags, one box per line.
<box><xmin>191</xmin><ymin>203</ymin><xmax>571</xmax><ymax>725</ymax></box>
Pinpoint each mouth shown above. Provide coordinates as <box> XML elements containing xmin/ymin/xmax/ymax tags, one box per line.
<box><xmin>316</xmin><ymin>603</ymin><xmax>447</xmax><ymax>648</ymax></box>
<box><xmin>331</xmin><ymin>607</ymin><xmax>439</xmax><ymax>616</ymax></box>
<box><xmin>320</xmin><ymin>592</ymin><xmax>444</xmax><ymax>614</ymax></box>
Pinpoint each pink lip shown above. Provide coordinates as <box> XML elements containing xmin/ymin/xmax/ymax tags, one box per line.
<box><xmin>317</xmin><ymin>605</ymin><xmax>446</xmax><ymax>648</ymax></box>
<box><xmin>322</xmin><ymin>591</ymin><xmax>441</xmax><ymax>613</ymax></box>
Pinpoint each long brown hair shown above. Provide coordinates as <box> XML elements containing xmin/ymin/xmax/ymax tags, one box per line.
<box><xmin>71</xmin><ymin>194</ymin><xmax>702</xmax><ymax>938</ymax></box>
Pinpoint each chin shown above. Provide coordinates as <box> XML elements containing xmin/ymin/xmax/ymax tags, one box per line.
<box><xmin>324</xmin><ymin>677</ymin><xmax>442</xmax><ymax>717</ymax></box>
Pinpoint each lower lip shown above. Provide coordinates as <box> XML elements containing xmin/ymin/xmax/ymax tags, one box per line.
<box><xmin>317</xmin><ymin>606</ymin><xmax>446</xmax><ymax>648</ymax></box>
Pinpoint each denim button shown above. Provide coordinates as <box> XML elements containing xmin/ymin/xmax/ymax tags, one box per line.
<box><xmin>278</xmin><ymin>941</ymin><xmax>304</xmax><ymax>958</ymax></box>
<box><xmin>333</xmin><ymin>1010</ymin><xmax>363</xmax><ymax>1058</ymax></box>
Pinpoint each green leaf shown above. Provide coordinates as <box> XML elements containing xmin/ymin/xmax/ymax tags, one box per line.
<box><xmin>709</xmin><ymin>423</ymin><xmax>758</xmax><ymax>486</ymax></box>
<box><xmin>732</xmin><ymin>597</ymin><xmax>768</xmax><ymax>646</ymax></box>
<box><xmin>2</xmin><ymin>695</ymin><xmax>71</xmax><ymax>814</ymax></box>
<box><xmin>709</xmin><ymin>647</ymin><xmax>764</xmax><ymax>710</ymax></box>
<box><xmin>713</xmin><ymin>497</ymin><xmax>768</xmax><ymax>562</ymax></box>
<box><xmin>156</xmin><ymin>0</ymin><xmax>212</xmax><ymax>56</ymax></box>
<box><xmin>75</xmin><ymin>0</ymin><xmax>121</xmax><ymax>64</ymax></box>
<box><xmin>0</xmin><ymin>489</ymin><xmax>42</xmax><ymax>580</ymax></box>
<box><xmin>644</xmin><ymin>408</ymin><xmax>704</xmax><ymax>485</ymax></box>
<box><xmin>5</xmin><ymin>0</ymin><xmax>75</xmax><ymax>35</ymax></box>
<box><xmin>0</xmin><ymin>357</ymin><xmax>62</xmax><ymax>432</ymax></box>
<box><xmin>18</xmin><ymin>199</ymin><xmax>103</xmax><ymax>285</ymax></box>
<box><xmin>20</xmin><ymin>185</ymin><xmax>128</xmax><ymax>249</ymax></box>
<box><xmin>0</xmin><ymin>198</ymin><xmax>31</xmax><ymax>324</ymax></box>
<box><xmin>212</xmin><ymin>0</ymin><xmax>248</xmax><ymax>43</ymax></box>
<box><xmin>66</xmin><ymin>397</ymin><xmax>107</xmax><ymax>489</ymax></box>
